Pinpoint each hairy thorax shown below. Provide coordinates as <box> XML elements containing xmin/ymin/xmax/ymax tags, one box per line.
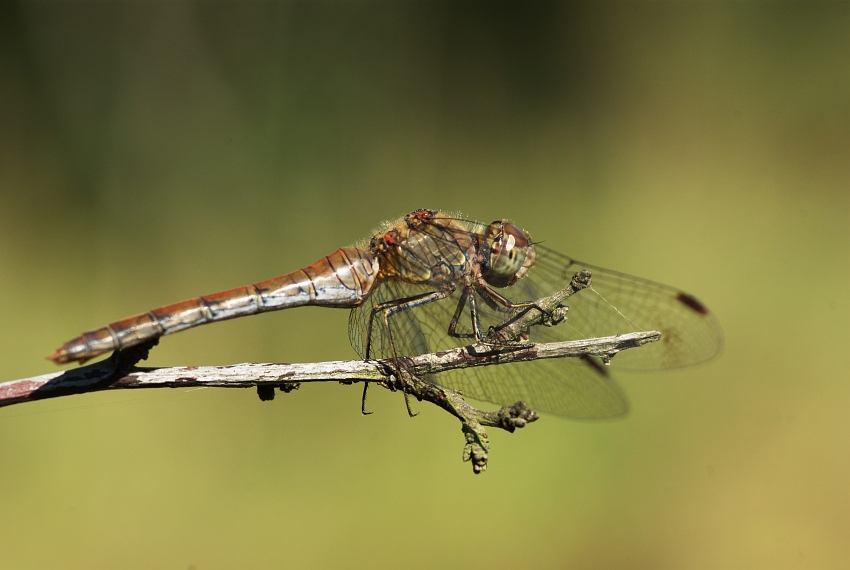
<box><xmin>368</xmin><ymin>210</ymin><xmax>484</xmax><ymax>289</ymax></box>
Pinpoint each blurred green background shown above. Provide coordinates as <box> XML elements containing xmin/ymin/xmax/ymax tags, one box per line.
<box><xmin>1</xmin><ymin>2</ymin><xmax>848</xmax><ymax>569</ymax></box>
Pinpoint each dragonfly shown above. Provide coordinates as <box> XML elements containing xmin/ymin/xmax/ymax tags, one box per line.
<box><xmin>48</xmin><ymin>209</ymin><xmax>723</xmax><ymax>418</ymax></box>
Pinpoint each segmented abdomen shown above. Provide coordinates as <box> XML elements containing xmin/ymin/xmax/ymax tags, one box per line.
<box><xmin>48</xmin><ymin>247</ymin><xmax>378</xmax><ymax>364</ymax></box>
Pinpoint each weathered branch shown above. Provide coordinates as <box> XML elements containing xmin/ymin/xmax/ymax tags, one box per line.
<box><xmin>0</xmin><ymin>331</ymin><xmax>658</xmax><ymax>406</ymax></box>
<box><xmin>0</xmin><ymin>330</ymin><xmax>659</xmax><ymax>472</ymax></box>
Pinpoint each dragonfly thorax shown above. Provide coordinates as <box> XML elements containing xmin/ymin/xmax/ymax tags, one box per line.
<box><xmin>481</xmin><ymin>221</ymin><xmax>536</xmax><ymax>288</ymax></box>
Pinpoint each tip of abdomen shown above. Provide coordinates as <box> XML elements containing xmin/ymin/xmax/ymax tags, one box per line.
<box><xmin>46</xmin><ymin>346</ymin><xmax>72</xmax><ymax>365</ymax></box>
<box><xmin>47</xmin><ymin>334</ymin><xmax>103</xmax><ymax>365</ymax></box>
<box><xmin>47</xmin><ymin>348</ymin><xmax>67</xmax><ymax>364</ymax></box>
<box><xmin>47</xmin><ymin>345</ymin><xmax>90</xmax><ymax>365</ymax></box>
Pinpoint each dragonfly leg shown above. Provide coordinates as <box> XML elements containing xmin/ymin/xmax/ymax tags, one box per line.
<box><xmin>402</xmin><ymin>384</ymin><xmax>417</xmax><ymax>418</ymax></box>
<box><xmin>447</xmin><ymin>283</ymin><xmax>538</xmax><ymax>347</ymax></box>
<box><xmin>476</xmin><ymin>279</ymin><xmax>544</xmax><ymax>312</ymax></box>
<box><xmin>363</xmin><ymin>288</ymin><xmax>452</xmax><ymax>417</ymax></box>
<box><xmin>447</xmin><ymin>286</ymin><xmax>485</xmax><ymax>342</ymax></box>
<box><xmin>360</xmin><ymin>382</ymin><xmax>373</xmax><ymax>415</ymax></box>
<box><xmin>476</xmin><ymin>279</ymin><xmax>562</xmax><ymax>331</ymax></box>
<box><xmin>364</xmin><ymin>289</ymin><xmax>451</xmax><ymax>360</ymax></box>
<box><xmin>447</xmin><ymin>288</ymin><xmax>474</xmax><ymax>340</ymax></box>
<box><xmin>464</xmin><ymin>280</ymin><xmax>564</xmax><ymax>349</ymax></box>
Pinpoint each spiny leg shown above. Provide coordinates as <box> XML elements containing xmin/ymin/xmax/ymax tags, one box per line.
<box><xmin>378</xmin><ymin>290</ymin><xmax>451</xmax><ymax>416</ymax></box>
<box><xmin>476</xmin><ymin>279</ymin><xmax>541</xmax><ymax>312</ymax></box>
<box><xmin>446</xmin><ymin>287</ymin><xmax>526</xmax><ymax>353</ymax></box>
<box><xmin>447</xmin><ymin>287</ymin><xmax>474</xmax><ymax>339</ymax></box>
<box><xmin>448</xmin><ymin>282</ymin><xmax>557</xmax><ymax>352</ymax></box>
<box><xmin>447</xmin><ymin>286</ymin><xmax>485</xmax><ymax>342</ymax></box>
<box><xmin>362</xmin><ymin>289</ymin><xmax>452</xmax><ymax>416</ymax></box>
<box><xmin>361</xmin><ymin>382</ymin><xmax>372</xmax><ymax>415</ymax></box>
<box><xmin>362</xmin><ymin>290</ymin><xmax>445</xmax><ymax>414</ymax></box>
<box><xmin>474</xmin><ymin>279</ymin><xmax>563</xmax><ymax>336</ymax></box>
<box><xmin>447</xmin><ymin>286</ymin><xmax>531</xmax><ymax>357</ymax></box>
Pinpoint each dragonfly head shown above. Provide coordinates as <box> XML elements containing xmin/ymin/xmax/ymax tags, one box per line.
<box><xmin>482</xmin><ymin>221</ymin><xmax>536</xmax><ymax>288</ymax></box>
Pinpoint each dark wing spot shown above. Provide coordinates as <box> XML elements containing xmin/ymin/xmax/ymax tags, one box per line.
<box><xmin>677</xmin><ymin>292</ymin><xmax>709</xmax><ymax>315</ymax></box>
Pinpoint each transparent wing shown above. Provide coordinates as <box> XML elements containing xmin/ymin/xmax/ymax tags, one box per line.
<box><xmin>348</xmin><ymin>279</ymin><xmax>438</xmax><ymax>366</ymax></box>
<box><xmin>523</xmin><ymin>245</ymin><xmax>724</xmax><ymax>370</ymax></box>
<box><xmin>348</xmin><ymin>241</ymin><xmax>722</xmax><ymax>419</ymax></box>
<box><xmin>348</xmin><ymin>277</ymin><xmax>630</xmax><ymax>419</ymax></box>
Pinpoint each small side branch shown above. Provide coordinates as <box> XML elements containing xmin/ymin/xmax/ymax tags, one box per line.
<box><xmin>0</xmin><ymin>331</ymin><xmax>659</xmax><ymax>472</ymax></box>
<box><xmin>485</xmin><ymin>269</ymin><xmax>591</xmax><ymax>344</ymax></box>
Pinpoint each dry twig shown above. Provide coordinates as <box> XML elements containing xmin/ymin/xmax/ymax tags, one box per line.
<box><xmin>0</xmin><ymin>331</ymin><xmax>659</xmax><ymax>472</ymax></box>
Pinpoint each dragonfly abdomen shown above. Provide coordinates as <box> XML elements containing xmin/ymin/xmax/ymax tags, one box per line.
<box><xmin>48</xmin><ymin>247</ymin><xmax>378</xmax><ymax>365</ymax></box>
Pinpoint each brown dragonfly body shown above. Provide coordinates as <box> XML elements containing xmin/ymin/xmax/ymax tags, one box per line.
<box><xmin>48</xmin><ymin>247</ymin><xmax>379</xmax><ymax>365</ymax></box>
<box><xmin>48</xmin><ymin>210</ymin><xmax>522</xmax><ymax>365</ymax></box>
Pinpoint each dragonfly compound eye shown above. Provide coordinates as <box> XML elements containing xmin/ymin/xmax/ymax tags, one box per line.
<box><xmin>483</xmin><ymin>222</ymin><xmax>535</xmax><ymax>288</ymax></box>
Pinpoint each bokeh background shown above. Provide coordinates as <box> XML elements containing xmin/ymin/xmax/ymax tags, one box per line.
<box><xmin>1</xmin><ymin>2</ymin><xmax>848</xmax><ymax>569</ymax></box>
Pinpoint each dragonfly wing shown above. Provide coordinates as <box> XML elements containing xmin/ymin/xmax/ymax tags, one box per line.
<box><xmin>348</xmin><ymin>280</ymin><xmax>441</xmax><ymax>362</ymax></box>
<box><xmin>347</xmin><ymin>241</ymin><xmax>721</xmax><ymax>419</ymax></box>
<box><xmin>525</xmin><ymin>246</ymin><xmax>724</xmax><ymax>371</ymax></box>
<box><xmin>348</xmin><ymin>277</ymin><xmax>630</xmax><ymax>419</ymax></box>
<box><xmin>440</xmin><ymin>357</ymin><xmax>629</xmax><ymax>419</ymax></box>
